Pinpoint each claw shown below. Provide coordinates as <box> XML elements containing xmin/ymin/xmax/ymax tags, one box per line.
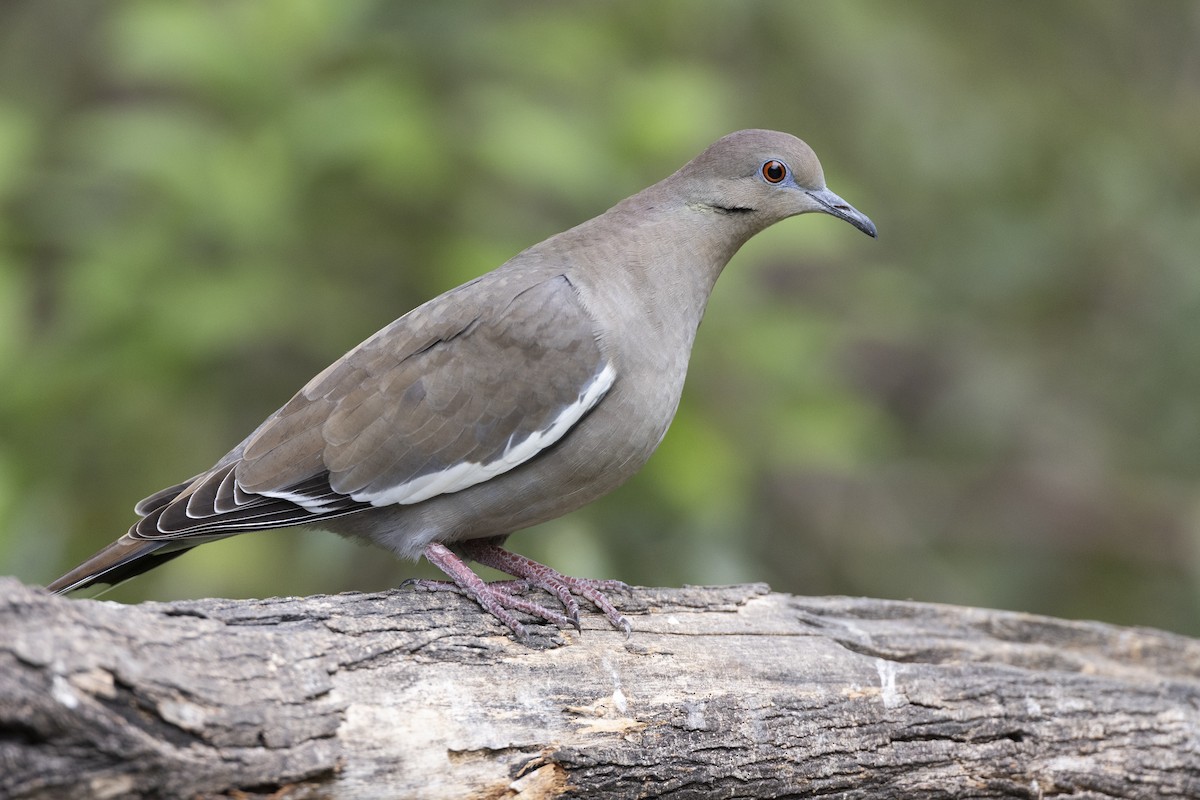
<box><xmin>418</xmin><ymin>540</ymin><xmax>629</xmax><ymax>640</ymax></box>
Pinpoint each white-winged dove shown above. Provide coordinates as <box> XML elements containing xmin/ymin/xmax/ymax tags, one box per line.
<box><xmin>48</xmin><ymin>129</ymin><xmax>876</xmax><ymax>641</ymax></box>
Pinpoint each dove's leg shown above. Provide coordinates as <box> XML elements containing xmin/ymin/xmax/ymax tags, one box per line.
<box><xmin>411</xmin><ymin>539</ymin><xmax>630</xmax><ymax>640</ymax></box>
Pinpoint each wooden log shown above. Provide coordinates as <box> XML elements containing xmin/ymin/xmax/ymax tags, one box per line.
<box><xmin>2</xmin><ymin>577</ymin><xmax>1198</xmax><ymax>799</ymax></box>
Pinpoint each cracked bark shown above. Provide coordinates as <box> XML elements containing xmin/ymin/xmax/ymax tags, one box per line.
<box><xmin>2</xmin><ymin>577</ymin><xmax>1198</xmax><ymax>800</ymax></box>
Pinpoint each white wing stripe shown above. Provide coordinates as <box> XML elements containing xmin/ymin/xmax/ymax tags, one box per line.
<box><xmin>349</xmin><ymin>361</ymin><xmax>616</xmax><ymax>508</ymax></box>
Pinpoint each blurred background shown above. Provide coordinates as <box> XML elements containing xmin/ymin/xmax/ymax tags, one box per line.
<box><xmin>2</xmin><ymin>1</ymin><xmax>1198</xmax><ymax>636</ymax></box>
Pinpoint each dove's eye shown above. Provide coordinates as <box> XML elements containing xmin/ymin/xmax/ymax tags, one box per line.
<box><xmin>761</xmin><ymin>160</ymin><xmax>788</xmax><ymax>184</ymax></box>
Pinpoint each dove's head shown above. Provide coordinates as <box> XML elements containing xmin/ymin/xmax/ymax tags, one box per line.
<box><xmin>675</xmin><ymin>129</ymin><xmax>877</xmax><ymax>238</ymax></box>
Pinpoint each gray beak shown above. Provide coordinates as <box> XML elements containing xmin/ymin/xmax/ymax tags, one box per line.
<box><xmin>806</xmin><ymin>188</ymin><xmax>878</xmax><ymax>238</ymax></box>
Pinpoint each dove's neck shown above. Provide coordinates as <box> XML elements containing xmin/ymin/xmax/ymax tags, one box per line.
<box><xmin>566</xmin><ymin>184</ymin><xmax>767</xmax><ymax>325</ymax></box>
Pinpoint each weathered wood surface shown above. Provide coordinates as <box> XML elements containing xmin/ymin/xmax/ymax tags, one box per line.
<box><xmin>2</xmin><ymin>576</ymin><xmax>1198</xmax><ymax>799</ymax></box>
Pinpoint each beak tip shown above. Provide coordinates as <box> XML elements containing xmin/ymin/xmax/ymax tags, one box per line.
<box><xmin>805</xmin><ymin>188</ymin><xmax>877</xmax><ymax>240</ymax></box>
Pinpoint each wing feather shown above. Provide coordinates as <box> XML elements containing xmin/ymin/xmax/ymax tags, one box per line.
<box><xmin>132</xmin><ymin>269</ymin><xmax>614</xmax><ymax>540</ymax></box>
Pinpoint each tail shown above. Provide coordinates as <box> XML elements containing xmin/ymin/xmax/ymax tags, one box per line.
<box><xmin>46</xmin><ymin>535</ymin><xmax>193</xmax><ymax>595</ymax></box>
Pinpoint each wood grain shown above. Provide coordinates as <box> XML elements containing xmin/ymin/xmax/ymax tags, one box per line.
<box><xmin>2</xmin><ymin>578</ymin><xmax>1198</xmax><ymax>799</ymax></box>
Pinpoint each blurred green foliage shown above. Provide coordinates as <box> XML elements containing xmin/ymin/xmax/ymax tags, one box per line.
<box><xmin>2</xmin><ymin>0</ymin><xmax>1198</xmax><ymax>635</ymax></box>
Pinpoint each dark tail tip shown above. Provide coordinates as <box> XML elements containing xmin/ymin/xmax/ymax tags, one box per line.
<box><xmin>47</xmin><ymin>537</ymin><xmax>190</xmax><ymax>595</ymax></box>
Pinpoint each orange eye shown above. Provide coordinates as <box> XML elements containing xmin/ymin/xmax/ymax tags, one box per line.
<box><xmin>761</xmin><ymin>160</ymin><xmax>787</xmax><ymax>183</ymax></box>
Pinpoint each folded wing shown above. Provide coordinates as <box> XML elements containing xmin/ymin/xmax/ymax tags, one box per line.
<box><xmin>134</xmin><ymin>272</ymin><xmax>614</xmax><ymax>540</ymax></box>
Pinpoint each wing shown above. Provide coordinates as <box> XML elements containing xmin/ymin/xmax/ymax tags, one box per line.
<box><xmin>133</xmin><ymin>271</ymin><xmax>614</xmax><ymax>540</ymax></box>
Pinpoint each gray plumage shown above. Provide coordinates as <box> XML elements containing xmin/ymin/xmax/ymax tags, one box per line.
<box><xmin>48</xmin><ymin>129</ymin><xmax>876</xmax><ymax>641</ymax></box>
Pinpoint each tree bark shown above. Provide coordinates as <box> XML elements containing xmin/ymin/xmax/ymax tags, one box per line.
<box><xmin>1</xmin><ymin>576</ymin><xmax>1198</xmax><ymax>800</ymax></box>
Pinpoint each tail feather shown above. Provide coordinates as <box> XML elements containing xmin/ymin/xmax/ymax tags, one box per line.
<box><xmin>46</xmin><ymin>536</ymin><xmax>193</xmax><ymax>595</ymax></box>
<box><xmin>50</xmin><ymin>458</ymin><xmax>367</xmax><ymax>595</ymax></box>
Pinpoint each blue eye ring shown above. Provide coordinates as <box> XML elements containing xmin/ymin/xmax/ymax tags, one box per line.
<box><xmin>761</xmin><ymin>160</ymin><xmax>787</xmax><ymax>183</ymax></box>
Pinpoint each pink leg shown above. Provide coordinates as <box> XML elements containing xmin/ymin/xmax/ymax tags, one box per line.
<box><xmin>415</xmin><ymin>543</ymin><xmax>573</xmax><ymax>641</ymax></box>
<box><xmin>460</xmin><ymin>539</ymin><xmax>631</xmax><ymax>634</ymax></box>
<box><xmin>411</xmin><ymin>540</ymin><xmax>630</xmax><ymax>641</ymax></box>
